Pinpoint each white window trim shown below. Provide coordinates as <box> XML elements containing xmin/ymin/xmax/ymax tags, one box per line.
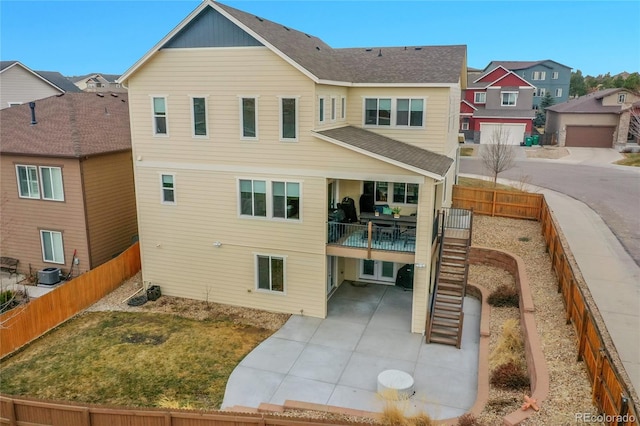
<box><xmin>39</xmin><ymin>166</ymin><xmax>65</xmax><ymax>201</ymax></box>
<box><xmin>150</xmin><ymin>95</ymin><xmax>169</xmax><ymax>137</ymax></box>
<box><xmin>330</xmin><ymin>96</ymin><xmax>337</xmax><ymax>121</ymax></box>
<box><xmin>254</xmin><ymin>252</ymin><xmax>287</xmax><ymax>295</ymax></box>
<box><xmin>15</xmin><ymin>164</ymin><xmax>40</xmax><ymax>199</ymax></box>
<box><xmin>160</xmin><ymin>173</ymin><xmax>176</xmax><ymax>205</ymax></box>
<box><xmin>618</xmin><ymin>93</ymin><xmax>627</xmax><ymax>103</ymax></box>
<box><xmin>474</xmin><ymin>92</ymin><xmax>486</xmax><ymax>104</ymax></box>
<box><xmin>364</xmin><ymin>180</ymin><xmax>419</xmax><ymax>206</ymax></box>
<box><xmin>362</xmin><ymin>97</ymin><xmax>426</xmax><ymax>129</ymax></box>
<box><xmin>552</xmin><ymin>71</ymin><xmax>559</xmax><ymax>80</ymax></box>
<box><xmin>238</xmin><ymin>178</ymin><xmax>302</xmax><ymax>221</ymax></box>
<box><xmin>461</xmin><ymin>122</ymin><xmax>469</xmax><ymax>130</ymax></box>
<box><xmin>40</xmin><ymin>230</ymin><xmax>65</xmax><ymax>264</ymax></box>
<box><xmin>341</xmin><ymin>96</ymin><xmax>346</xmax><ymax>119</ymax></box>
<box><xmin>501</xmin><ymin>91</ymin><xmax>518</xmax><ymax>107</ymax></box>
<box><xmin>555</xmin><ymin>88</ymin><xmax>563</xmax><ymax>97</ymax></box>
<box><xmin>189</xmin><ymin>95</ymin><xmax>209</xmax><ymax>138</ymax></box>
<box><xmin>238</xmin><ymin>95</ymin><xmax>259</xmax><ymax>141</ymax></box>
<box><xmin>278</xmin><ymin>96</ymin><xmax>299</xmax><ymax>142</ymax></box>
<box><xmin>8</xmin><ymin>102</ymin><xmax>22</xmax><ymax>107</ymax></box>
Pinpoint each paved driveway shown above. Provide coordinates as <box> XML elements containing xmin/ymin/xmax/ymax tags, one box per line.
<box><xmin>222</xmin><ymin>282</ymin><xmax>480</xmax><ymax>419</ymax></box>
<box><xmin>460</xmin><ymin>148</ymin><xmax>640</xmax><ymax>265</ymax></box>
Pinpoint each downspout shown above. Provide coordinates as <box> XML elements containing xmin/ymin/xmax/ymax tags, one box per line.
<box><xmin>79</xmin><ymin>158</ymin><xmax>94</xmax><ymax>269</ymax></box>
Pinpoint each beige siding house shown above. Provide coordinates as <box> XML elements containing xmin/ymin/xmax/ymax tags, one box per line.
<box><xmin>0</xmin><ymin>92</ymin><xmax>138</xmax><ymax>280</ymax></box>
<box><xmin>119</xmin><ymin>0</ymin><xmax>466</xmax><ymax>333</ymax></box>
<box><xmin>0</xmin><ymin>61</ymin><xmax>81</xmax><ymax>109</ymax></box>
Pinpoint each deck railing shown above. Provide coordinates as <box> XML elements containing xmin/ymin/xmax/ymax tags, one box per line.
<box><xmin>327</xmin><ymin>221</ymin><xmax>415</xmax><ymax>253</ymax></box>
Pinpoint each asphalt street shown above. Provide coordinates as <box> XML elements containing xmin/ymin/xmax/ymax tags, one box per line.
<box><xmin>460</xmin><ymin>157</ymin><xmax>640</xmax><ymax>266</ymax></box>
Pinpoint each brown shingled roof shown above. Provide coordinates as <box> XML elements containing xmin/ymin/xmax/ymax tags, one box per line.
<box><xmin>0</xmin><ymin>92</ymin><xmax>131</xmax><ymax>158</ymax></box>
<box><xmin>546</xmin><ymin>89</ymin><xmax>623</xmax><ymax>114</ymax></box>
<box><xmin>313</xmin><ymin>126</ymin><xmax>453</xmax><ymax>179</ymax></box>
<box><xmin>214</xmin><ymin>2</ymin><xmax>466</xmax><ymax>85</ymax></box>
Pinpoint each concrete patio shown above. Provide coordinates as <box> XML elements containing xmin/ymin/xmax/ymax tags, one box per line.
<box><xmin>222</xmin><ymin>281</ymin><xmax>480</xmax><ymax>419</ymax></box>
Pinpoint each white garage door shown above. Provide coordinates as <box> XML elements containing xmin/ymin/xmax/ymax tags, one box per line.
<box><xmin>480</xmin><ymin>123</ymin><xmax>525</xmax><ymax>145</ymax></box>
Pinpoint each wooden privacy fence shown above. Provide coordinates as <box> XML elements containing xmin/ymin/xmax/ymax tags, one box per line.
<box><xmin>455</xmin><ymin>185</ymin><xmax>638</xmax><ymax>423</ymax></box>
<box><xmin>539</xmin><ymin>202</ymin><xmax>638</xmax><ymax>424</ymax></box>
<box><xmin>452</xmin><ymin>185</ymin><xmax>543</xmax><ymax>220</ymax></box>
<box><xmin>0</xmin><ymin>395</ymin><xmax>370</xmax><ymax>426</ymax></box>
<box><xmin>0</xmin><ymin>242</ymin><xmax>140</xmax><ymax>358</ymax></box>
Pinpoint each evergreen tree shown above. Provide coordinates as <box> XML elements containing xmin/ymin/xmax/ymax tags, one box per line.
<box><xmin>570</xmin><ymin>70</ymin><xmax>587</xmax><ymax>97</ymax></box>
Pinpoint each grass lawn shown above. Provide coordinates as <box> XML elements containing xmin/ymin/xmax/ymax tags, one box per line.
<box><xmin>0</xmin><ymin>311</ymin><xmax>273</xmax><ymax>409</ymax></box>
<box><xmin>615</xmin><ymin>152</ymin><xmax>640</xmax><ymax>167</ymax></box>
<box><xmin>457</xmin><ymin>177</ymin><xmax>524</xmax><ymax>192</ymax></box>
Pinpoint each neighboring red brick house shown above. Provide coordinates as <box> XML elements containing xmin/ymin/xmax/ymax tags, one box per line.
<box><xmin>0</xmin><ymin>92</ymin><xmax>138</xmax><ymax>280</ymax></box>
<box><xmin>460</xmin><ymin>65</ymin><xmax>535</xmax><ymax>144</ymax></box>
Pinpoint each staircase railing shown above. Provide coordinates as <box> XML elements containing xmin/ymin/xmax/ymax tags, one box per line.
<box><xmin>426</xmin><ymin>209</ymin><xmax>446</xmax><ymax>337</ymax></box>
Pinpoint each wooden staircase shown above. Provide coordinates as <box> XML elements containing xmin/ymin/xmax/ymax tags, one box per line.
<box><xmin>426</xmin><ymin>209</ymin><xmax>472</xmax><ymax>348</ymax></box>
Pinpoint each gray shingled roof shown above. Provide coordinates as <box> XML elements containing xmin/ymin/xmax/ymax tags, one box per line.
<box><xmin>36</xmin><ymin>70</ymin><xmax>82</xmax><ymax>93</ymax></box>
<box><xmin>0</xmin><ymin>60</ymin><xmax>18</xmax><ymax>71</ymax></box>
<box><xmin>546</xmin><ymin>89</ymin><xmax>624</xmax><ymax>114</ymax></box>
<box><xmin>313</xmin><ymin>126</ymin><xmax>453</xmax><ymax>178</ymax></box>
<box><xmin>216</xmin><ymin>2</ymin><xmax>465</xmax><ymax>84</ymax></box>
<box><xmin>1</xmin><ymin>92</ymin><xmax>131</xmax><ymax>157</ymax></box>
<box><xmin>485</xmin><ymin>59</ymin><xmax>571</xmax><ymax>72</ymax></box>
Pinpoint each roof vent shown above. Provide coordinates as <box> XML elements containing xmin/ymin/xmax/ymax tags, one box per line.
<box><xmin>378</xmin><ymin>49</ymin><xmax>382</xmax><ymax>57</ymax></box>
<box><xmin>255</xmin><ymin>16</ymin><xmax>264</xmax><ymax>22</ymax></box>
<box><xmin>96</xmin><ymin>93</ymin><xmax>104</xmax><ymax>97</ymax></box>
<box><xmin>316</xmin><ymin>46</ymin><xmax>321</xmax><ymax>51</ymax></box>
<box><xmin>110</xmin><ymin>93</ymin><xmax>118</xmax><ymax>98</ymax></box>
<box><xmin>415</xmin><ymin>47</ymin><xmax>422</xmax><ymax>51</ymax></box>
<box><xmin>29</xmin><ymin>101</ymin><xmax>37</xmax><ymax>125</ymax></box>
<box><xmin>304</xmin><ymin>33</ymin><xmax>311</xmax><ymax>38</ymax></box>
<box><xmin>283</xmin><ymin>26</ymin><xmax>290</xmax><ymax>31</ymax></box>
<box><xmin>365</xmin><ymin>48</ymin><xmax>372</xmax><ymax>52</ymax></box>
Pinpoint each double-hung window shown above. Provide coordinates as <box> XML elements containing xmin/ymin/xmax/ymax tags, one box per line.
<box><xmin>240</xmin><ymin>179</ymin><xmax>300</xmax><ymax>220</ymax></box>
<box><xmin>16</xmin><ymin>165</ymin><xmax>40</xmax><ymax>199</ymax></box>
<box><xmin>280</xmin><ymin>97</ymin><xmax>297</xmax><ymax>140</ymax></box>
<box><xmin>272</xmin><ymin>182</ymin><xmax>300</xmax><ymax>219</ymax></box>
<box><xmin>16</xmin><ymin>165</ymin><xmax>64</xmax><ymax>201</ymax></box>
<box><xmin>618</xmin><ymin>93</ymin><xmax>627</xmax><ymax>103</ymax></box>
<box><xmin>241</xmin><ymin>97</ymin><xmax>258</xmax><ymax>139</ymax></box>
<box><xmin>474</xmin><ymin>92</ymin><xmax>486</xmax><ymax>104</ymax></box>
<box><xmin>365</xmin><ymin>98</ymin><xmax>391</xmax><ymax>126</ymax></box>
<box><xmin>552</xmin><ymin>71</ymin><xmax>559</xmax><ymax>80</ymax></box>
<box><xmin>330</xmin><ymin>97</ymin><xmax>336</xmax><ymax>121</ymax></box>
<box><xmin>533</xmin><ymin>71</ymin><xmax>546</xmax><ymax>80</ymax></box>
<box><xmin>191</xmin><ymin>97</ymin><xmax>207</xmax><ymax>137</ymax></box>
<box><xmin>555</xmin><ymin>88</ymin><xmax>563</xmax><ymax>97</ymax></box>
<box><xmin>256</xmin><ymin>254</ymin><xmax>285</xmax><ymax>293</ymax></box>
<box><xmin>152</xmin><ymin>97</ymin><xmax>167</xmax><ymax>135</ymax></box>
<box><xmin>41</xmin><ymin>230</ymin><xmax>64</xmax><ymax>264</ymax></box>
<box><xmin>396</xmin><ymin>98</ymin><xmax>424</xmax><ymax>126</ymax></box>
<box><xmin>341</xmin><ymin>96</ymin><xmax>346</xmax><ymax>119</ymax></box>
<box><xmin>161</xmin><ymin>174</ymin><xmax>175</xmax><ymax>204</ymax></box>
<box><xmin>501</xmin><ymin>92</ymin><xmax>518</xmax><ymax>106</ymax></box>
<box><xmin>40</xmin><ymin>167</ymin><xmax>64</xmax><ymax>201</ymax></box>
<box><xmin>535</xmin><ymin>88</ymin><xmax>546</xmax><ymax>97</ymax></box>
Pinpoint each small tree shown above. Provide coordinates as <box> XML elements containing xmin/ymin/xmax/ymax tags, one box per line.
<box><xmin>481</xmin><ymin>126</ymin><xmax>516</xmax><ymax>186</ymax></box>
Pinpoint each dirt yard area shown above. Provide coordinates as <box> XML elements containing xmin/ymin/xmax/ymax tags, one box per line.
<box><xmin>524</xmin><ymin>146</ymin><xmax>570</xmax><ymax>159</ymax></box>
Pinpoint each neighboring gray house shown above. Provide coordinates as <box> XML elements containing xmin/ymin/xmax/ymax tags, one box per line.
<box><xmin>0</xmin><ymin>61</ymin><xmax>80</xmax><ymax>109</ymax></box>
<box><xmin>71</xmin><ymin>73</ymin><xmax>126</xmax><ymax>93</ymax></box>
<box><xmin>484</xmin><ymin>60</ymin><xmax>572</xmax><ymax>108</ymax></box>
<box><xmin>545</xmin><ymin>88</ymin><xmax>640</xmax><ymax>148</ymax></box>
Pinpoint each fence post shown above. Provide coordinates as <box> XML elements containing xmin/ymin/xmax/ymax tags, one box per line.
<box><xmin>591</xmin><ymin>348</ymin><xmax>605</xmax><ymax>406</ymax></box>
<box><xmin>619</xmin><ymin>394</ymin><xmax>629</xmax><ymax>426</ymax></box>
<box><xmin>577</xmin><ymin>308</ymin><xmax>589</xmax><ymax>362</ymax></box>
<box><xmin>7</xmin><ymin>398</ymin><xmax>16</xmax><ymax>426</ymax></box>
<box><xmin>82</xmin><ymin>407</ymin><xmax>91</xmax><ymax>426</ymax></box>
<box><xmin>566</xmin><ymin>278</ymin><xmax>574</xmax><ymax>325</ymax></box>
<box><xmin>491</xmin><ymin>190</ymin><xmax>497</xmax><ymax>217</ymax></box>
<box><xmin>367</xmin><ymin>221</ymin><xmax>373</xmax><ymax>259</ymax></box>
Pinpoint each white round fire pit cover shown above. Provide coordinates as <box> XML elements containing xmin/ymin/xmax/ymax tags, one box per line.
<box><xmin>377</xmin><ymin>369</ymin><xmax>415</xmax><ymax>399</ymax></box>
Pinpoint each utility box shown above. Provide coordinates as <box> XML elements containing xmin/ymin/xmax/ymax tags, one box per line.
<box><xmin>39</xmin><ymin>267</ymin><xmax>61</xmax><ymax>285</ymax></box>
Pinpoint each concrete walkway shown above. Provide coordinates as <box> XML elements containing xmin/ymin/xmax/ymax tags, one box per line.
<box><xmin>223</xmin><ymin>283</ymin><xmax>480</xmax><ymax>419</ymax></box>
<box><xmin>462</xmin><ymin>172</ymin><xmax>640</xmax><ymax>396</ymax></box>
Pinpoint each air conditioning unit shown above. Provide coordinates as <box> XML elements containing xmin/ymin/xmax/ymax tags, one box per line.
<box><xmin>39</xmin><ymin>267</ymin><xmax>61</xmax><ymax>285</ymax></box>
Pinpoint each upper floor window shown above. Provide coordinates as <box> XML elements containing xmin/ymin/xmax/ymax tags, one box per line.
<box><xmin>461</xmin><ymin>120</ymin><xmax>469</xmax><ymax>130</ymax></box>
<box><xmin>191</xmin><ymin>97</ymin><xmax>207</xmax><ymax>137</ymax></box>
<box><xmin>256</xmin><ymin>254</ymin><xmax>285</xmax><ymax>293</ymax></box>
<box><xmin>618</xmin><ymin>93</ymin><xmax>627</xmax><ymax>103</ymax></box>
<box><xmin>365</xmin><ymin>98</ymin><xmax>391</xmax><ymax>126</ymax></box>
<box><xmin>152</xmin><ymin>97</ymin><xmax>167</xmax><ymax>135</ymax></box>
<box><xmin>319</xmin><ymin>97</ymin><xmax>325</xmax><ymax>123</ymax></box>
<box><xmin>532</xmin><ymin>71</ymin><xmax>546</xmax><ymax>81</ymax></box>
<box><xmin>535</xmin><ymin>88</ymin><xmax>546</xmax><ymax>97</ymax></box>
<box><xmin>40</xmin><ymin>167</ymin><xmax>64</xmax><ymax>201</ymax></box>
<box><xmin>280</xmin><ymin>97</ymin><xmax>298</xmax><ymax>141</ymax></box>
<box><xmin>16</xmin><ymin>165</ymin><xmax>64</xmax><ymax>201</ymax></box>
<box><xmin>241</xmin><ymin>97</ymin><xmax>258</xmax><ymax>139</ymax></box>
<box><xmin>240</xmin><ymin>179</ymin><xmax>301</xmax><ymax>220</ymax></box>
<box><xmin>41</xmin><ymin>230</ymin><xmax>64</xmax><ymax>264</ymax></box>
<box><xmin>161</xmin><ymin>174</ymin><xmax>175</xmax><ymax>204</ymax></box>
<box><xmin>396</xmin><ymin>99</ymin><xmax>424</xmax><ymax>127</ymax></box>
<box><xmin>555</xmin><ymin>88</ymin><xmax>563</xmax><ymax>97</ymax></box>
<box><xmin>552</xmin><ymin>71</ymin><xmax>559</xmax><ymax>79</ymax></box>
<box><xmin>474</xmin><ymin>92</ymin><xmax>486</xmax><ymax>104</ymax></box>
<box><xmin>501</xmin><ymin>92</ymin><xmax>518</xmax><ymax>106</ymax></box>
<box><xmin>341</xmin><ymin>96</ymin><xmax>346</xmax><ymax>119</ymax></box>
<box><xmin>16</xmin><ymin>165</ymin><xmax>40</xmax><ymax>199</ymax></box>
<box><xmin>331</xmin><ymin>97</ymin><xmax>336</xmax><ymax>121</ymax></box>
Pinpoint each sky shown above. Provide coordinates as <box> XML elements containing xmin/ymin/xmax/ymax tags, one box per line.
<box><xmin>1</xmin><ymin>0</ymin><xmax>639</xmax><ymax>78</ymax></box>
